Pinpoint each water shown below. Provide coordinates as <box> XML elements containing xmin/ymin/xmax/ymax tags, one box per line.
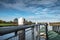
<box><xmin>0</xmin><ymin>26</ymin><xmax>46</xmax><ymax>40</ymax></box>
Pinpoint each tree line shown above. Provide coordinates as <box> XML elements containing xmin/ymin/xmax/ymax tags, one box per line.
<box><xmin>0</xmin><ymin>19</ymin><xmax>35</xmax><ymax>25</ymax></box>
<box><xmin>0</xmin><ymin>20</ymin><xmax>15</xmax><ymax>24</ymax></box>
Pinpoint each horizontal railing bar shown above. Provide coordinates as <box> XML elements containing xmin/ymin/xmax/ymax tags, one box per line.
<box><xmin>0</xmin><ymin>24</ymin><xmax>41</xmax><ymax>36</ymax></box>
<box><xmin>0</xmin><ymin>23</ymin><xmax>46</xmax><ymax>36</ymax></box>
<box><xmin>1</xmin><ymin>28</ymin><xmax>33</xmax><ymax>40</ymax></box>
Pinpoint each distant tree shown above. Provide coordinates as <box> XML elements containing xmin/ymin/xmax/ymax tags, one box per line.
<box><xmin>3</xmin><ymin>21</ymin><xmax>6</xmax><ymax>23</ymax></box>
<box><xmin>0</xmin><ymin>20</ymin><xmax>6</xmax><ymax>23</ymax></box>
<box><xmin>25</xmin><ymin>21</ymin><xmax>33</xmax><ymax>25</ymax></box>
<box><xmin>28</xmin><ymin>21</ymin><xmax>32</xmax><ymax>25</ymax></box>
<box><xmin>14</xmin><ymin>18</ymin><xmax>18</xmax><ymax>23</ymax></box>
<box><xmin>0</xmin><ymin>20</ymin><xmax>3</xmax><ymax>23</ymax></box>
<box><xmin>13</xmin><ymin>18</ymin><xmax>18</xmax><ymax>24</ymax></box>
<box><xmin>9</xmin><ymin>21</ymin><xmax>13</xmax><ymax>23</ymax></box>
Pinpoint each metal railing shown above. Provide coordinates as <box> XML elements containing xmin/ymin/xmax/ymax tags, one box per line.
<box><xmin>0</xmin><ymin>23</ymin><xmax>48</xmax><ymax>40</ymax></box>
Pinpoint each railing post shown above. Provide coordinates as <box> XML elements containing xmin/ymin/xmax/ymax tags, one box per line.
<box><xmin>18</xmin><ymin>29</ymin><xmax>25</xmax><ymax>40</ymax></box>
<box><xmin>31</xmin><ymin>26</ymin><xmax>34</xmax><ymax>40</ymax></box>
<box><xmin>45</xmin><ymin>23</ymin><xmax>48</xmax><ymax>40</ymax></box>
<box><xmin>38</xmin><ymin>25</ymin><xmax>40</xmax><ymax>40</ymax></box>
<box><xmin>36</xmin><ymin>24</ymin><xmax>40</xmax><ymax>40</ymax></box>
<box><xmin>15</xmin><ymin>31</ymin><xmax>17</xmax><ymax>36</ymax></box>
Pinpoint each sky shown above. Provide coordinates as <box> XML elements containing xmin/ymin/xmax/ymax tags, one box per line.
<box><xmin>0</xmin><ymin>0</ymin><xmax>60</xmax><ymax>22</ymax></box>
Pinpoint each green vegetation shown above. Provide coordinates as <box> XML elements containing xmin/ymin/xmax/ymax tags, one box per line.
<box><xmin>0</xmin><ymin>23</ymin><xmax>17</xmax><ymax>27</ymax></box>
<box><xmin>0</xmin><ymin>19</ymin><xmax>34</xmax><ymax>27</ymax></box>
<box><xmin>0</xmin><ymin>19</ymin><xmax>18</xmax><ymax>27</ymax></box>
<box><xmin>25</xmin><ymin>21</ymin><xmax>35</xmax><ymax>25</ymax></box>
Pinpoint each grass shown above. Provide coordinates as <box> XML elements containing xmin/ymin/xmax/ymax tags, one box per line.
<box><xmin>0</xmin><ymin>23</ymin><xmax>17</xmax><ymax>27</ymax></box>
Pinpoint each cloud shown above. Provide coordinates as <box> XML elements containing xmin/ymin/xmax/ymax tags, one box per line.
<box><xmin>28</xmin><ymin>15</ymin><xmax>60</xmax><ymax>22</ymax></box>
<box><xmin>0</xmin><ymin>0</ymin><xmax>59</xmax><ymax>16</ymax></box>
<box><xmin>0</xmin><ymin>0</ymin><xmax>59</xmax><ymax>11</ymax></box>
<box><xmin>27</xmin><ymin>7</ymin><xmax>60</xmax><ymax>22</ymax></box>
<box><xmin>0</xmin><ymin>0</ymin><xmax>60</xmax><ymax>22</ymax></box>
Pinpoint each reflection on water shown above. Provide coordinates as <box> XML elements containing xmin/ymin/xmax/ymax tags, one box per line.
<box><xmin>0</xmin><ymin>27</ymin><xmax>45</xmax><ymax>40</ymax></box>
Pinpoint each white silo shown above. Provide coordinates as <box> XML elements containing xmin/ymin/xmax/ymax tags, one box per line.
<box><xmin>18</xmin><ymin>17</ymin><xmax>25</xmax><ymax>25</ymax></box>
<box><xmin>35</xmin><ymin>22</ymin><xmax>38</xmax><ymax>24</ymax></box>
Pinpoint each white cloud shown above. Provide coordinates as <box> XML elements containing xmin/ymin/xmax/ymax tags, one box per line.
<box><xmin>27</xmin><ymin>8</ymin><xmax>60</xmax><ymax>22</ymax></box>
<box><xmin>29</xmin><ymin>0</ymin><xmax>57</xmax><ymax>5</ymax></box>
<box><xmin>0</xmin><ymin>0</ymin><xmax>60</xmax><ymax>22</ymax></box>
<box><xmin>27</xmin><ymin>16</ymin><xmax>60</xmax><ymax>22</ymax></box>
<box><xmin>0</xmin><ymin>0</ymin><xmax>58</xmax><ymax>12</ymax></box>
<box><xmin>34</xmin><ymin>8</ymin><xmax>49</xmax><ymax>15</ymax></box>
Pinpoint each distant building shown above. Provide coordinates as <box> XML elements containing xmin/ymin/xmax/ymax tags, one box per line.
<box><xmin>53</xmin><ymin>26</ymin><xmax>60</xmax><ymax>33</ymax></box>
<box><xmin>18</xmin><ymin>17</ymin><xmax>25</xmax><ymax>25</ymax></box>
<box><xmin>50</xmin><ymin>22</ymin><xmax>60</xmax><ymax>33</ymax></box>
<box><xmin>14</xmin><ymin>18</ymin><xmax>18</xmax><ymax>23</ymax></box>
<box><xmin>35</xmin><ymin>22</ymin><xmax>38</xmax><ymax>24</ymax></box>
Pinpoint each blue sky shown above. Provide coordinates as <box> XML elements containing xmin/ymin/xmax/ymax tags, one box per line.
<box><xmin>0</xmin><ymin>0</ymin><xmax>60</xmax><ymax>22</ymax></box>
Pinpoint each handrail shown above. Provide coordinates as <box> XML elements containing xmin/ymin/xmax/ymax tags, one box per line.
<box><xmin>0</xmin><ymin>24</ymin><xmax>41</xmax><ymax>36</ymax></box>
<box><xmin>0</xmin><ymin>23</ymin><xmax>48</xmax><ymax>40</ymax></box>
